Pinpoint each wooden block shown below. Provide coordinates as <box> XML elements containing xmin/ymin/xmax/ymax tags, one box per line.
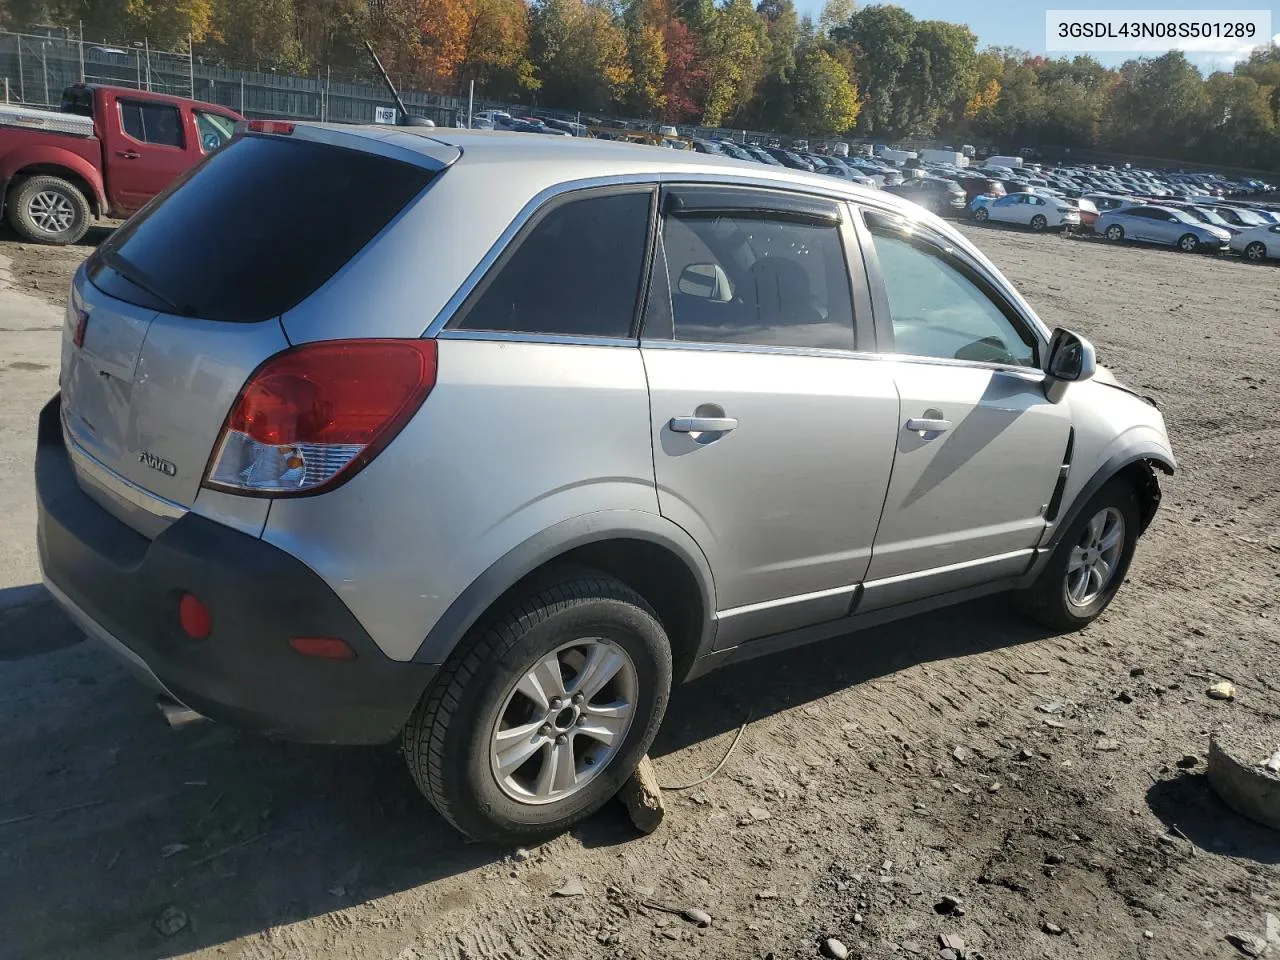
<box><xmin>618</xmin><ymin>755</ymin><xmax>664</xmax><ymax>834</ymax></box>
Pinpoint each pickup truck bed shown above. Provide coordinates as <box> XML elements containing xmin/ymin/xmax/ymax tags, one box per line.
<box><xmin>0</xmin><ymin>83</ymin><xmax>240</xmax><ymax>244</ymax></box>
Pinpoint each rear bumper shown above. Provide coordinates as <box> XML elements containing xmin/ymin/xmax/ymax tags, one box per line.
<box><xmin>35</xmin><ymin>394</ymin><xmax>435</xmax><ymax>744</ymax></box>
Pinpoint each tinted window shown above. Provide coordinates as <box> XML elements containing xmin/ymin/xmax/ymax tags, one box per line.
<box><xmin>119</xmin><ymin>101</ymin><xmax>183</xmax><ymax>147</ymax></box>
<box><xmin>866</xmin><ymin>216</ymin><xmax>1036</xmax><ymax>367</ymax></box>
<box><xmin>452</xmin><ymin>191</ymin><xmax>652</xmax><ymax>338</ymax></box>
<box><xmin>655</xmin><ymin>205</ymin><xmax>855</xmax><ymax>350</ymax></box>
<box><xmin>89</xmin><ymin>135</ymin><xmax>433</xmax><ymax>322</ymax></box>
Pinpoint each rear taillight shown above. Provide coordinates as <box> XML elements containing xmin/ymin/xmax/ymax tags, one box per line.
<box><xmin>204</xmin><ymin>339</ymin><xmax>437</xmax><ymax>497</ymax></box>
<box><xmin>247</xmin><ymin>120</ymin><xmax>296</xmax><ymax>135</ymax></box>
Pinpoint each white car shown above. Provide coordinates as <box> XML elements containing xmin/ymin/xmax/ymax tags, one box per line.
<box><xmin>971</xmin><ymin>193</ymin><xmax>1080</xmax><ymax>231</ymax></box>
<box><xmin>1228</xmin><ymin>222</ymin><xmax>1280</xmax><ymax>262</ymax></box>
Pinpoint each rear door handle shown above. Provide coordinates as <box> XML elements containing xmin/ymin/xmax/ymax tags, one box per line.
<box><xmin>115</xmin><ymin>150</ymin><xmax>140</xmax><ymax>159</ymax></box>
<box><xmin>905</xmin><ymin>418</ymin><xmax>951</xmax><ymax>433</ymax></box>
<box><xmin>670</xmin><ymin>416</ymin><xmax>738</xmax><ymax>433</ymax></box>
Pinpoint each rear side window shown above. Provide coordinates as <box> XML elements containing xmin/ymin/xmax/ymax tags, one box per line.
<box><xmin>88</xmin><ymin>135</ymin><xmax>434</xmax><ymax>322</ymax></box>
<box><xmin>451</xmin><ymin>190</ymin><xmax>653</xmax><ymax>338</ymax></box>
<box><xmin>653</xmin><ymin>202</ymin><xmax>855</xmax><ymax>351</ymax></box>
<box><xmin>119</xmin><ymin>101</ymin><xmax>184</xmax><ymax>147</ymax></box>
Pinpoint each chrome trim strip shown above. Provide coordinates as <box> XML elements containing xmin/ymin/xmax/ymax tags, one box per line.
<box><xmin>436</xmin><ymin>330</ymin><xmax>638</xmax><ymax>348</ymax></box>
<box><xmin>64</xmin><ymin>426</ymin><xmax>187</xmax><ymax>521</ymax></box>
<box><xmin>716</xmin><ymin>582</ymin><xmax>858</xmax><ymax>620</ymax></box>
<box><xmin>861</xmin><ymin>549</ymin><xmax>1035</xmax><ymax>589</ymax></box>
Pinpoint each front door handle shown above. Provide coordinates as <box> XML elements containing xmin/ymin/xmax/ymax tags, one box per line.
<box><xmin>115</xmin><ymin>149</ymin><xmax>141</xmax><ymax>159</ymax></box>
<box><xmin>905</xmin><ymin>417</ymin><xmax>951</xmax><ymax>433</ymax></box>
<box><xmin>670</xmin><ymin>416</ymin><xmax>738</xmax><ymax>433</ymax></box>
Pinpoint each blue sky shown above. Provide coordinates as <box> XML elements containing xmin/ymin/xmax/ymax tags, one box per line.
<box><xmin>797</xmin><ymin>0</ymin><xmax>1280</xmax><ymax>71</ymax></box>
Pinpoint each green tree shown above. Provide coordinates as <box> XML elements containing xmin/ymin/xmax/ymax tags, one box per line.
<box><xmin>831</xmin><ymin>4</ymin><xmax>916</xmax><ymax>135</ymax></box>
<box><xmin>816</xmin><ymin>0</ymin><xmax>853</xmax><ymax>38</ymax></box>
<box><xmin>214</xmin><ymin>0</ymin><xmax>302</xmax><ymax>67</ymax></box>
<box><xmin>532</xmin><ymin>0</ymin><xmax>630</xmax><ymax>111</ymax></box>
<box><xmin>1105</xmin><ymin>51</ymin><xmax>1209</xmax><ymax>158</ymax></box>
<box><xmin>700</xmin><ymin>0</ymin><xmax>766</xmax><ymax>126</ymax></box>
<box><xmin>789</xmin><ymin>45</ymin><xmax>859</xmax><ymax>133</ymax></box>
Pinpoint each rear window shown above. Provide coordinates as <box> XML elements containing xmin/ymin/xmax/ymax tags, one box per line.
<box><xmin>88</xmin><ymin>135</ymin><xmax>434</xmax><ymax>322</ymax></box>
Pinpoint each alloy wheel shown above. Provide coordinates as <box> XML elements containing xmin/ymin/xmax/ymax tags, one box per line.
<box><xmin>1065</xmin><ymin>507</ymin><xmax>1125</xmax><ymax>607</ymax></box>
<box><xmin>28</xmin><ymin>190</ymin><xmax>75</xmax><ymax>235</ymax></box>
<box><xmin>489</xmin><ymin>638</ymin><xmax>638</xmax><ymax>805</ymax></box>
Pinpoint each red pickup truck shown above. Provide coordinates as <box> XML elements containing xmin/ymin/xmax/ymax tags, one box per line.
<box><xmin>0</xmin><ymin>84</ymin><xmax>241</xmax><ymax>244</ymax></box>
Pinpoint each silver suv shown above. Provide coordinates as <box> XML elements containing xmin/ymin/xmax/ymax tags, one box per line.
<box><xmin>36</xmin><ymin>124</ymin><xmax>1175</xmax><ymax>841</ymax></box>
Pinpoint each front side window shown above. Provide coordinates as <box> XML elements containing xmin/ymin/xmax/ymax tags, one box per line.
<box><xmin>195</xmin><ymin>111</ymin><xmax>235</xmax><ymax>154</ymax></box>
<box><xmin>119</xmin><ymin>101</ymin><xmax>184</xmax><ymax>147</ymax></box>
<box><xmin>452</xmin><ymin>190</ymin><xmax>652</xmax><ymax>338</ymax></box>
<box><xmin>865</xmin><ymin>214</ymin><xmax>1037</xmax><ymax>368</ymax></box>
<box><xmin>654</xmin><ymin>200</ymin><xmax>855</xmax><ymax>351</ymax></box>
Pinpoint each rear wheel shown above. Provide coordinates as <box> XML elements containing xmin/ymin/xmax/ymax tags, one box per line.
<box><xmin>1030</xmin><ymin>214</ymin><xmax>1048</xmax><ymax>231</ymax></box>
<box><xmin>1177</xmin><ymin>233</ymin><xmax>1200</xmax><ymax>253</ymax></box>
<box><xmin>1105</xmin><ymin>224</ymin><xmax>1125</xmax><ymax>242</ymax></box>
<box><xmin>7</xmin><ymin>175</ymin><xmax>91</xmax><ymax>245</ymax></box>
<box><xmin>1245</xmin><ymin>241</ymin><xmax>1268</xmax><ymax>262</ymax></box>
<box><xmin>403</xmin><ymin>568</ymin><xmax>672</xmax><ymax>842</ymax></box>
<box><xmin>973</xmin><ymin>207</ymin><xmax>990</xmax><ymax>222</ymax></box>
<box><xmin>1015</xmin><ymin>477</ymin><xmax>1141</xmax><ymax>632</ymax></box>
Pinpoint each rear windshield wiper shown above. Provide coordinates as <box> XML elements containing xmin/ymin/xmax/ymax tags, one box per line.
<box><xmin>101</xmin><ymin>249</ymin><xmax>195</xmax><ymax>317</ymax></box>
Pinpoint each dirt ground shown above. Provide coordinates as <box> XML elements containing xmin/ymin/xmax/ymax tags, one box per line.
<box><xmin>1</xmin><ymin>222</ymin><xmax>1278</xmax><ymax>960</ymax></box>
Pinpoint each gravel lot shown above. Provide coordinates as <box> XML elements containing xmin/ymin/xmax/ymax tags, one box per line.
<box><xmin>0</xmin><ymin>223</ymin><xmax>1277</xmax><ymax>960</ymax></box>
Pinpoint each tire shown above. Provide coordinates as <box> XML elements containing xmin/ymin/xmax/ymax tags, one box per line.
<box><xmin>1245</xmin><ymin>241</ymin><xmax>1267</xmax><ymax>262</ymax></box>
<box><xmin>973</xmin><ymin>207</ymin><xmax>989</xmax><ymax>222</ymax></box>
<box><xmin>403</xmin><ymin>567</ymin><xmax>672</xmax><ymax>842</ymax></box>
<box><xmin>1105</xmin><ymin>224</ymin><xmax>1125</xmax><ymax>242</ymax></box>
<box><xmin>1177</xmin><ymin>233</ymin><xmax>1199</xmax><ymax>253</ymax></box>
<box><xmin>6</xmin><ymin>176</ymin><xmax>91</xmax><ymax>245</ymax></box>
<box><xmin>1030</xmin><ymin>214</ymin><xmax>1048</xmax><ymax>231</ymax></box>
<box><xmin>1015</xmin><ymin>477</ymin><xmax>1141</xmax><ymax>632</ymax></box>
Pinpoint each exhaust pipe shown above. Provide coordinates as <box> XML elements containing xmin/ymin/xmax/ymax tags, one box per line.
<box><xmin>157</xmin><ymin>696</ymin><xmax>207</xmax><ymax>729</ymax></box>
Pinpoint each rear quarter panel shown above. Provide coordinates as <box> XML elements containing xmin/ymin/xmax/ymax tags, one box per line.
<box><xmin>261</xmin><ymin>339</ymin><xmax>661</xmax><ymax>662</ymax></box>
<box><xmin>0</xmin><ymin>134</ymin><xmax>107</xmax><ymax>213</ymax></box>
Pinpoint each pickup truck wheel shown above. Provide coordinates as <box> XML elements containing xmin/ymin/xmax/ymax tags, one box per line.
<box><xmin>403</xmin><ymin>567</ymin><xmax>672</xmax><ymax>842</ymax></box>
<box><xmin>1014</xmin><ymin>477</ymin><xmax>1141</xmax><ymax>632</ymax></box>
<box><xmin>8</xmin><ymin>176</ymin><xmax>91</xmax><ymax>245</ymax></box>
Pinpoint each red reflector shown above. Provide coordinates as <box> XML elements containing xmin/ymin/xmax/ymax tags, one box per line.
<box><xmin>289</xmin><ymin>637</ymin><xmax>356</xmax><ymax>660</ymax></box>
<box><xmin>247</xmin><ymin>120</ymin><xmax>296</xmax><ymax>135</ymax></box>
<box><xmin>178</xmin><ymin>593</ymin><xmax>212</xmax><ymax>639</ymax></box>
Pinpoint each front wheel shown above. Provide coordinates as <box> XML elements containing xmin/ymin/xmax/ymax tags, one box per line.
<box><xmin>973</xmin><ymin>207</ymin><xmax>990</xmax><ymax>222</ymax></box>
<box><xmin>1105</xmin><ymin>224</ymin><xmax>1125</xmax><ymax>241</ymax></box>
<box><xmin>1177</xmin><ymin>233</ymin><xmax>1200</xmax><ymax>253</ymax></box>
<box><xmin>1015</xmin><ymin>477</ymin><xmax>1141</xmax><ymax>632</ymax></box>
<box><xmin>6</xmin><ymin>175</ymin><xmax>91</xmax><ymax>245</ymax></box>
<box><xmin>403</xmin><ymin>568</ymin><xmax>672</xmax><ymax>842</ymax></box>
<box><xmin>1030</xmin><ymin>214</ymin><xmax>1048</xmax><ymax>231</ymax></box>
<box><xmin>1245</xmin><ymin>241</ymin><xmax>1268</xmax><ymax>262</ymax></box>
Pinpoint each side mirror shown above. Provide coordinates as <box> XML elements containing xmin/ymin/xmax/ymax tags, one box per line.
<box><xmin>1043</xmin><ymin>328</ymin><xmax>1096</xmax><ymax>402</ymax></box>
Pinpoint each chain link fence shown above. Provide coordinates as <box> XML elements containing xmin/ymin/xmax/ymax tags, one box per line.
<box><xmin>0</xmin><ymin>29</ymin><xmax>458</xmax><ymax>126</ymax></box>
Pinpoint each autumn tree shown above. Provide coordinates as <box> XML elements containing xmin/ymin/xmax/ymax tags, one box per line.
<box><xmin>660</xmin><ymin>16</ymin><xmax>705</xmax><ymax>121</ymax></box>
<box><xmin>622</xmin><ymin>0</ymin><xmax>668</xmax><ymax>117</ymax></box>
<box><xmin>457</xmin><ymin>0</ymin><xmax>539</xmax><ymax>99</ymax></box>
